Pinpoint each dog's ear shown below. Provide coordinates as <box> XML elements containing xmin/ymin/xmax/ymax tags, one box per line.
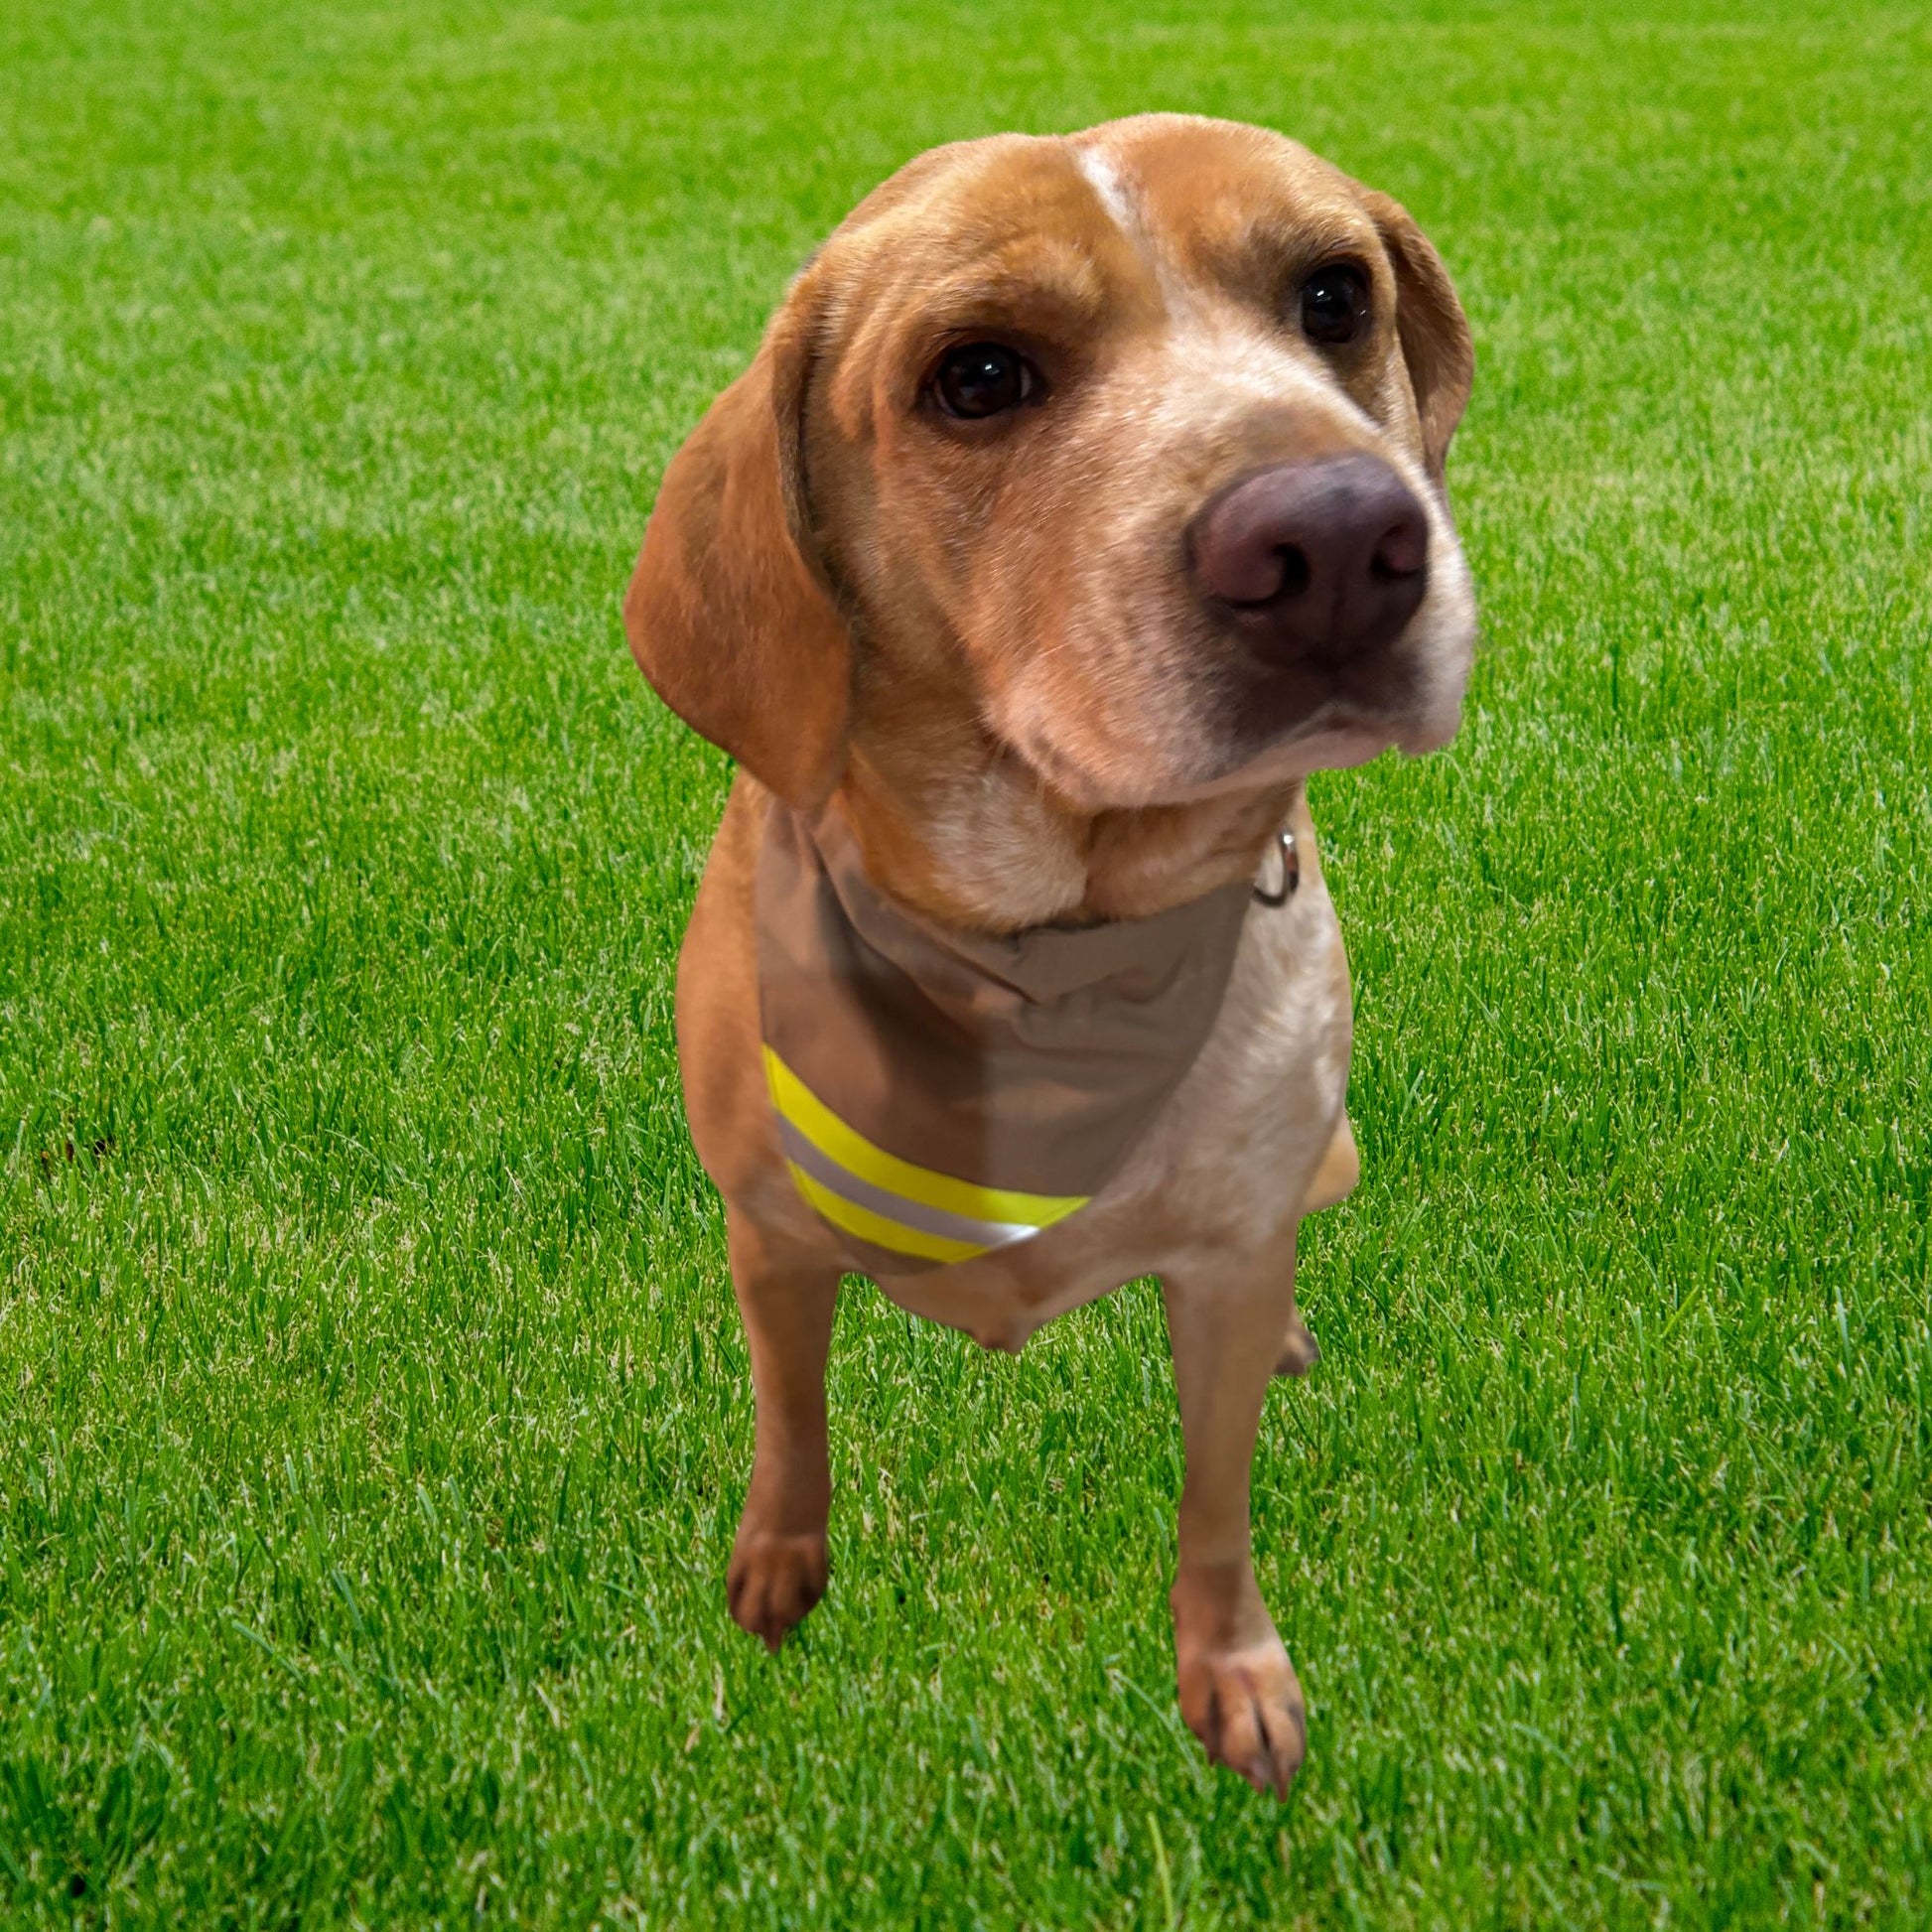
<box><xmin>1364</xmin><ymin>192</ymin><xmax>1474</xmax><ymax>485</ymax></box>
<box><xmin>622</xmin><ymin>271</ymin><xmax>850</xmax><ymax>809</ymax></box>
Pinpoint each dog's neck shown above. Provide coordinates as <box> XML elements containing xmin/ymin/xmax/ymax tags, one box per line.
<box><xmin>830</xmin><ymin>724</ymin><xmax>1301</xmax><ymax>935</ymax></box>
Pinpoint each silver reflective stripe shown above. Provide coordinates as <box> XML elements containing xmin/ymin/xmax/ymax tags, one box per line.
<box><xmin>776</xmin><ymin>1120</ymin><xmax>1040</xmax><ymax>1252</ymax></box>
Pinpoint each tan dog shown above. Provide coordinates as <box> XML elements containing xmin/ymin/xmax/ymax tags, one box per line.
<box><xmin>623</xmin><ymin>114</ymin><xmax>1474</xmax><ymax>1797</ymax></box>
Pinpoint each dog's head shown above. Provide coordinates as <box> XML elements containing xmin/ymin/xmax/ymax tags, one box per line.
<box><xmin>626</xmin><ymin>115</ymin><xmax>1475</xmax><ymax>816</ymax></box>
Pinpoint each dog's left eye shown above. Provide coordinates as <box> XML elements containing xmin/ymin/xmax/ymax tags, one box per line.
<box><xmin>932</xmin><ymin>342</ymin><xmax>1037</xmax><ymax>419</ymax></box>
<box><xmin>1299</xmin><ymin>263</ymin><xmax>1371</xmax><ymax>346</ymax></box>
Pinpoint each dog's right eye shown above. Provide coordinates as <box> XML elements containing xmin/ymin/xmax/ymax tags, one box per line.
<box><xmin>932</xmin><ymin>342</ymin><xmax>1037</xmax><ymax>419</ymax></box>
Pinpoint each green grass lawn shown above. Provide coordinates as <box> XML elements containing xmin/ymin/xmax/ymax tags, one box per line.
<box><xmin>3</xmin><ymin>1</ymin><xmax>1928</xmax><ymax>1924</ymax></box>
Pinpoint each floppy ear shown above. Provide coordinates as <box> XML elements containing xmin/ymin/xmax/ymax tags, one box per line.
<box><xmin>622</xmin><ymin>273</ymin><xmax>851</xmax><ymax>808</ymax></box>
<box><xmin>1364</xmin><ymin>192</ymin><xmax>1474</xmax><ymax>485</ymax></box>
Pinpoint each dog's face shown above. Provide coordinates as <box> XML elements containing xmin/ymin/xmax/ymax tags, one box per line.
<box><xmin>628</xmin><ymin>115</ymin><xmax>1476</xmax><ymax>815</ymax></box>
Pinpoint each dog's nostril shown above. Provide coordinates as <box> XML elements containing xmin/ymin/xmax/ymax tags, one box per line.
<box><xmin>1274</xmin><ymin>546</ymin><xmax>1311</xmax><ymax>600</ymax></box>
<box><xmin>1370</xmin><ymin>518</ymin><xmax>1428</xmax><ymax>582</ymax></box>
<box><xmin>1222</xmin><ymin>545</ymin><xmax>1310</xmax><ymax>611</ymax></box>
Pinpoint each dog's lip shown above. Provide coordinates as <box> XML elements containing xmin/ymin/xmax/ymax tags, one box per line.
<box><xmin>999</xmin><ymin>696</ymin><xmax>1409</xmax><ymax>813</ymax></box>
<box><xmin>991</xmin><ymin>721</ymin><xmax>1111</xmax><ymax>806</ymax></box>
<box><xmin>1173</xmin><ymin>708</ymin><xmax>1396</xmax><ymax>802</ymax></box>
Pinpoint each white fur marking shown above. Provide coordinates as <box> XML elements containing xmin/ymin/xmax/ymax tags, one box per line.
<box><xmin>1075</xmin><ymin>148</ymin><xmax>1140</xmax><ymax>238</ymax></box>
<box><xmin>1075</xmin><ymin>146</ymin><xmax>1196</xmax><ymax>315</ymax></box>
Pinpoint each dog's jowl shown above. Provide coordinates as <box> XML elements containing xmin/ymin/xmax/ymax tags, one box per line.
<box><xmin>623</xmin><ymin>114</ymin><xmax>1475</xmax><ymax>1798</ymax></box>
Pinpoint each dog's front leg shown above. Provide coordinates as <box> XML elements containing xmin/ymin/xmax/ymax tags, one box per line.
<box><xmin>1161</xmin><ymin>1242</ymin><xmax>1308</xmax><ymax>1797</ymax></box>
<box><xmin>723</xmin><ymin>1209</ymin><xmax>840</xmax><ymax>1652</ymax></box>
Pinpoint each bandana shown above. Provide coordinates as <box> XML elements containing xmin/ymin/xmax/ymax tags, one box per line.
<box><xmin>755</xmin><ymin>801</ymin><xmax>1261</xmax><ymax>1277</ymax></box>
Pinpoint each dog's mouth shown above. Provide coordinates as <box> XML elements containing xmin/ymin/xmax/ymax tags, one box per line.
<box><xmin>1173</xmin><ymin>700</ymin><xmax>1412</xmax><ymax>803</ymax></box>
<box><xmin>1232</xmin><ymin>649</ymin><xmax>1405</xmax><ymax>740</ymax></box>
<box><xmin>998</xmin><ymin>690</ymin><xmax>1414</xmax><ymax>816</ymax></box>
<box><xmin>986</xmin><ymin>590</ymin><xmax>1469</xmax><ymax>812</ymax></box>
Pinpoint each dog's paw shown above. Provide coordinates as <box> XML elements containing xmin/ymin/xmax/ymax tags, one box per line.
<box><xmin>1173</xmin><ymin>1572</ymin><xmax>1307</xmax><ymax>1798</ymax></box>
<box><xmin>1272</xmin><ymin>1317</ymin><xmax>1320</xmax><ymax>1378</ymax></box>
<box><xmin>1175</xmin><ymin>1634</ymin><xmax>1306</xmax><ymax>1797</ymax></box>
<box><xmin>726</xmin><ymin>1531</ymin><xmax>828</xmax><ymax>1653</ymax></box>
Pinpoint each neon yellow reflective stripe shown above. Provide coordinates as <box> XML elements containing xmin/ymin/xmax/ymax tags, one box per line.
<box><xmin>787</xmin><ymin>1165</ymin><xmax>990</xmax><ymax>1265</ymax></box>
<box><xmin>763</xmin><ymin>1046</ymin><xmax>1088</xmax><ymax>1228</ymax></box>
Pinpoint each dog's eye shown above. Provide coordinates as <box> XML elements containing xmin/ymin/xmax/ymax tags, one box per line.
<box><xmin>933</xmin><ymin>342</ymin><xmax>1036</xmax><ymax>419</ymax></box>
<box><xmin>1299</xmin><ymin>263</ymin><xmax>1371</xmax><ymax>346</ymax></box>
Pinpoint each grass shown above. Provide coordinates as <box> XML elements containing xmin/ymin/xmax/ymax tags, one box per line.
<box><xmin>1</xmin><ymin>0</ymin><xmax>1928</xmax><ymax>1923</ymax></box>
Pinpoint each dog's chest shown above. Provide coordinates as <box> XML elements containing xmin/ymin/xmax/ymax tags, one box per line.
<box><xmin>756</xmin><ymin>800</ymin><xmax>1261</xmax><ymax>1279</ymax></box>
<box><xmin>1112</xmin><ymin>869</ymin><xmax>1352</xmax><ymax>1232</ymax></box>
<box><xmin>749</xmin><ymin>798</ymin><xmax>1352</xmax><ymax>1338</ymax></box>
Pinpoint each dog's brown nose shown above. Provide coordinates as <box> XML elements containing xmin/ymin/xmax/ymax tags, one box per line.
<box><xmin>1188</xmin><ymin>455</ymin><xmax>1430</xmax><ymax>666</ymax></box>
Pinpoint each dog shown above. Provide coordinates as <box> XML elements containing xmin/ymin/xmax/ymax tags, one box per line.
<box><xmin>622</xmin><ymin>113</ymin><xmax>1474</xmax><ymax>1797</ymax></box>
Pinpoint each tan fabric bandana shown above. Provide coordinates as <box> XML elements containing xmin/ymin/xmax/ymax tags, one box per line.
<box><xmin>756</xmin><ymin>802</ymin><xmax>1260</xmax><ymax>1277</ymax></box>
